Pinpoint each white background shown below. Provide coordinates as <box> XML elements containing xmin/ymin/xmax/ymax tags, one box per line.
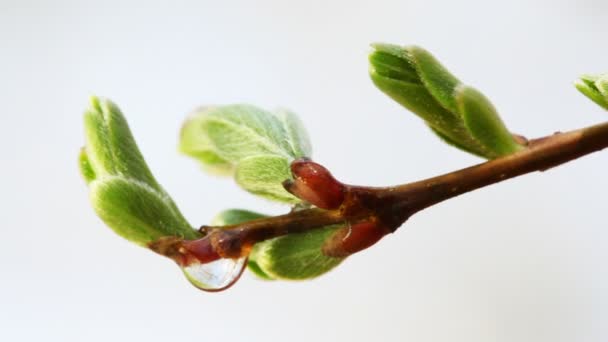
<box><xmin>1</xmin><ymin>1</ymin><xmax>607</xmax><ymax>341</ymax></box>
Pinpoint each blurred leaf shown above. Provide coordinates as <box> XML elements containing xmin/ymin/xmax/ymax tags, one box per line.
<box><xmin>575</xmin><ymin>73</ymin><xmax>608</xmax><ymax>110</ymax></box>
<box><xmin>79</xmin><ymin>147</ymin><xmax>96</xmax><ymax>184</ymax></box>
<box><xmin>276</xmin><ymin>108</ymin><xmax>313</xmax><ymax>158</ymax></box>
<box><xmin>455</xmin><ymin>85</ymin><xmax>522</xmax><ymax>156</ymax></box>
<box><xmin>211</xmin><ymin>208</ymin><xmax>267</xmax><ymax>226</ymax></box>
<box><xmin>81</xmin><ymin>96</ymin><xmax>197</xmax><ymax>245</ymax></box>
<box><xmin>246</xmin><ymin>260</ymin><xmax>275</xmax><ymax>280</ymax></box>
<box><xmin>235</xmin><ymin>155</ymin><xmax>299</xmax><ymax>203</ymax></box>
<box><xmin>180</xmin><ymin>105</ymin><xmax>312</xmax><ymax>203</ymax></box>
<box><xmin>179</xmin><ymin>107</ymin><xmax>233</xmax><ymax>175</ymax></box>
<box><xmin>196</xmin><ymin>105</ymin><xmax>296</xmax><ymax>161</ymax></box>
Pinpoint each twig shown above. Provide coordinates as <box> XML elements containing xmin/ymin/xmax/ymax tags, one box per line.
<box><xmin>150</xmin><ymin>121</ymin><xmax>608</xmax><ymax>262</ymax></box>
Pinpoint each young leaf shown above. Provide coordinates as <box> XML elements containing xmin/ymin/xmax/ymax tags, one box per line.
<box><xmin>455</xmin><ymin>85</ymin><xmax>522</xmax><ymax>156</ymax></box>
<box><xmin>197</xmin><ymin>105</ymin><xmax>296</xmax><ymax>161</ymax></box>
<box><xmin>180</xmin><ymin>105</ymin><xmax>313</xmax><ymax>203</ymax></box>
<box><xmin>211</xmin><ymin>208</ymin><xmax>268</xmax><ymax>226</ymax></box>
<box><xmin>83</xmin><ymin>97</ymin><xmax>160</xmax><ymax>189</ymax></box>
<box><xmin>179</xmin><ymin>107</ymin><xmax>233</xmax><ymax>175</ymax></box>
<box><xmin>250</xmin><ymin>226</ymin><xmax>344</xmax><ymax>280</ymax></box>
<box><xmin>427</xmin><ymin>125</ymin><xmax>487</xmax><ymax>158</ymax></box>
<box><xmin>369</xmin><ymin>43</ymin><xmax>460</xmax><ymax>130</ymax></box>
<box><xmin>81</xmin><ymin>97</ymin><xmax>198</xmax><ymax>245</ymax></box>
<box><xmin>234</xmin><ymin>155</ymin><xmax>299</xmax><ymax>203</ymax></box>
<box><xmin>90</xmin><ymin>177</ymin><xmax>198</xmax><ymax>245</ymax></box>
<box><xmin>576</xmin><ymin>73</ymin><xmax>608</xmax><ymax>110</ymax></box>
<box><xmin>370</xmin><ymin>43</ymin><xmax>520</xmax><ymax>160</ymax></box>
<box><xmin>79</xmin><ymin>147</ymin><xmax>96</xmax><ymax>184</ymax></box>
<box><xmin>407</xmin><ymin>45</ymin><xmax>461</xmax><ymax>114</ymax></box>
<box><xmin>275</xmin><ymin>108</ymin><xmax>313</xmax><ymax>158</ymax></box>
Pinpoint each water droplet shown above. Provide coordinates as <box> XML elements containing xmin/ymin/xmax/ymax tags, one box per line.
<box><xmin>181</xmin><ymin>257</ymin><xmax>247</xmax><ymax>292</ymax></box>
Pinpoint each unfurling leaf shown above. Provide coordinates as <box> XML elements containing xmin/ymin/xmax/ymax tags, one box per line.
<box><xmin>90</xmin><ymin>177</ymin><xmax>198</xmax><ymax>244</ymax></box>
<box><xmin>455</xmin><ymin>85</ymin><xmax>522</xmax><ymax>156</ymax></box>
<box><xmin>575</xmin><ymin>73</ymin><xmax>608</xmax><ymax>110</ymax></box>
<box><xmin>81</xmin><ymin>96</ymin><xmax>198</xmax><ymax>245</ymax></box>
<box><xmin>275</xmin><ymin>108</ymin><xmax>313</xmax><ymax>158</ymax></box>
<box><xmin>212</xmin><ymin>209</ymin><xmax>344</xmax><ymax>280</ymax></box>
<box><xmin>369</xmin><ymin>43</ymin><xmax>522</xmax><ymax>159</ymax></box>
<box><xmin>234</xmin><ymin>155</ymin><xmax>298</xmax><ymax>203</ymax></box>
<box><xmin>180</xmin><ymin>105</ymin><xmax>312</xmax><ymax>203</ymax></box>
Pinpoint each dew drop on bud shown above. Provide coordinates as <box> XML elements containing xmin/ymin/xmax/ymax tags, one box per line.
<box><xmin>181</xmin><ymin>257</ymin><xmax>248</xmax><ymax>292</ymax></box>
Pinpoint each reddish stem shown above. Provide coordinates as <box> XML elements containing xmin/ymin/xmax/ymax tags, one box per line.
<box><xmin>151</xmin><ymin>121</ymin><xmax>608</xmax><ymax>262</ymax></box>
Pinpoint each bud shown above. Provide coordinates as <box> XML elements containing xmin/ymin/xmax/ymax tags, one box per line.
<box><xmin>322</xmin><ymin>220</ymin><xmax>391</xmax><ymax>257</ymax></box>
<box><xmin>369</xmin><ymin>43</ymin><xmax>522</xmax><ymax>159</ymax></box>
<box><xmin>283</xmin><ymin>158</ymin><xmax>345</xmax><ymax>210</ymax></box>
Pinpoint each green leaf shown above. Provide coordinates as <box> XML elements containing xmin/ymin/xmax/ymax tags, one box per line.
<box><xmin>575</xmin><ymin>73</ymin><xmax>608</xmax><ymax>110</ymax></box>
<box><xmin>370</xmin><ymin>71</ymin><xmax>459</xmax><ymax>128</ymax></box>
<box><xmin>79</xmin><ymin>147</ymin><xmax>96</xmax><ymax>184</ymax></box>
<box><xmin>455</xmin><ymin>85</ymin><xmax>522</xmax><ymax>156</ymax></box>
<box><xmin>83</xmin><ymin>97</ymin><xmax>160</xmax><ymax>189</ymax></box>
<box><xmin>369</xmin><ymin>43</ymin><xmax>458</xmax><ymax>129</ymax></box>
<box><xmin>250</xmin><ymin>226</ymin><xmax>344</xmax><ymax>280</ymax></box>
<box><xmin>81</xmin><ymin>96</ymin><xmax>197</xmax><ymax>245</ymax></box>
<box><xmin>407</xmin><ymin>45</ymin><xmax>461</xmax><ymax>114</ymax></box>
<box><xmin>245</xmin><ymin>260</ymin><xmax>275</xmax><ymax>281</ymax></box>
<box><xmin>368</xmin><ymin>44</ymin><xmax>419</xmax><ymax>83</ymax></box>
<box><xmin>369</xmin><ymin>43</ymin><xmax>521</xmax><ymax>160</ymax></box>
<box><xmin>212</xmin><ymin>209</ymin><xmax>344</xmax><ymax>280</ymax></box>
<box><xmin>90</xmin><ymin>177</ymin><xmax>198</xmax><ymax>245</ymax></box>
<box><xmin>598</xmin><ymin>78</ymin><xmax>608</xmax><ymax>98</ymax></box>
<box><xmin>275</xmin><ymin>108</ymin><xmax>313</xmax><ymax>158</ymax></box>
<box><xmin>235</xmin><ymin>155</ymin><xmax>299</xmax><ymax>203</ymax></box>
<box><xmin>180</xmin><ymin>105</ymin><xmax>313</xmax><ymax>203</ymax></box>
<box><xmin>199</xmin><ymin>105</ymin><xmax>295</xmax><ymax>161</ymax></box>
<box><xmin>179</xmin><ymin>107</ymin><xmax>233</xmax><ymax>176</ymax></box>
<box><xmin>428</xmin><ymin>125</ymin><xmax>487</xmax><ymax>158</ymax></box>
<box><xmin>211</xmin><ymin>208</ymin><xmax>267</xmax><ymax>226</ymax></box>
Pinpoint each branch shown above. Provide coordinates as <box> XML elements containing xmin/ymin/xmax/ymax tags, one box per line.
<box><xmin>150</xmin><ymin>120</ymin><xmax>608</xmax><ymax>263</ymax></box>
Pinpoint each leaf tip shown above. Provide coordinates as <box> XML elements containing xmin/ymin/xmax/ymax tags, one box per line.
<box><xmin>575</xmin><ymin>73</ymin><xmax>608</xmax><ymax>110</ymax></box>
<box><xmin>88</xmin><ymin>95</ymin><xmax>102</xmax><ymax>114</ymax></box>
<box><xmin>79</xmin><ymin>147</ymin><xmax>96</xmax><ymax>184</ymax></box>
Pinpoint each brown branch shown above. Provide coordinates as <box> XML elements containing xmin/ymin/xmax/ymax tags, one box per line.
<box><xmin>151</xmin><ymin>120</ymin><xmax>608</xmax><ymax>262</ymax></box>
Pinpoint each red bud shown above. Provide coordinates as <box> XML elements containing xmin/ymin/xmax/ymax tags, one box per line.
<box><xmin>322</xmin><ymin>221</ymin><xmax>390</xmax><ymax>257</ymax></box>
<box><xmin>284</xmin><ymin>158</ymin><xmax>345</xmax><ymax>209</ymax></box>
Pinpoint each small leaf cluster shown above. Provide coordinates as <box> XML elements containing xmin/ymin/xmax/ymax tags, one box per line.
<box><xmin>179</xmin><ymin>105</ymin><xmax>345</xmax><ymax>280</ymax></box>
<box><xmin>80</xmin><ymin>97</ymin><xmax>198</xmax><ymax>245</ymax></box>
<box><xmin>179</xmin><ymin>105</ymin><xmax>310</xmax><ymax>202</ymax></box>
<box><xmin>369</xmin><ymin>43</ymin><xmax>523</xmax><ymax>159</ymax></box>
